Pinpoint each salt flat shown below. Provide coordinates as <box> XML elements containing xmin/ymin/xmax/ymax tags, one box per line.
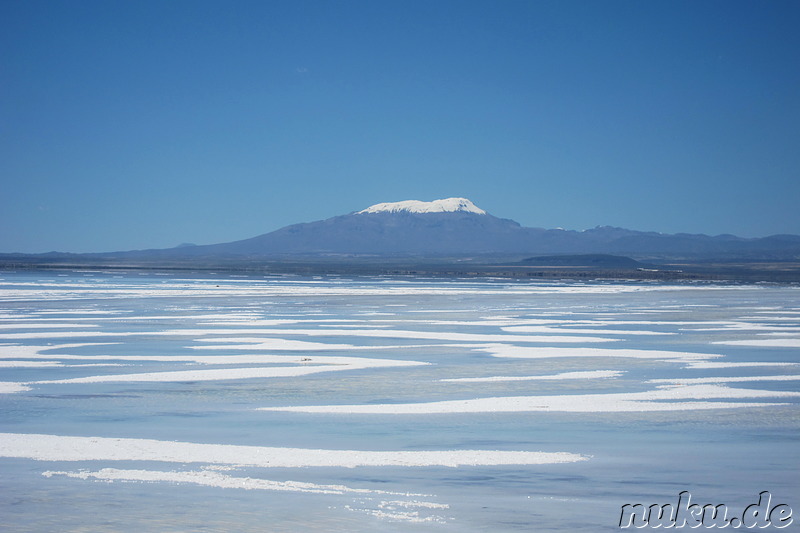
<box><xmin>1</xmin><ymin>271</ymin><xmax>797</xmax><ymax>532</ymax></box>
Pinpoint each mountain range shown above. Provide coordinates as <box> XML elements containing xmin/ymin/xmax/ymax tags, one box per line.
<box><xmin>4</xmin><ymin>198</ymin><xmax>799</xmax><ymax>265</ymax></box>
<box><xmin>82</xmin><ymin>197</ymin><xmax>798</xmax><ymax>262</ymax></box>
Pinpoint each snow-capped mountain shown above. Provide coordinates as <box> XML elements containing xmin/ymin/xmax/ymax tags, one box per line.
<box><xmin>88</xmin><ymin>197</ymin><xmax>800</xmax><ymax>260</ymax></box>
<box><xmin>196</xmin><ymin>197</ymin><xmax>523</xmax><ymax>255</ymax></box>
<box><xmin>357</xmin><ymin>198</ymin><xmax>487</xmax><ymax>215</ymax></box>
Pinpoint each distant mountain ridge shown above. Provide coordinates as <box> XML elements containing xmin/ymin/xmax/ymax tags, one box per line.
<box><xmin>8</xmin><ymin>198</ymin><xmax>800</xmax><ymax>262</ymax></box>
<box><xmin>88</xmin><ymin>197</ymin><xmax>799</xmax><ymax>262</ymax></box>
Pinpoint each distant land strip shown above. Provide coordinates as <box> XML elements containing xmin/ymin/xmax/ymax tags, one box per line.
<box><xmin>2</xmin><ymin>255</ymin><xmax>799</xmax><ymax>282</ymax></box>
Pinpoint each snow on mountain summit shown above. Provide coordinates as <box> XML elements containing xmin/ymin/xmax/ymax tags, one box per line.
<box><xmin>357</xmin><ymin>197</ymin><xmax>487</xmax><ymax>215</ymax></box>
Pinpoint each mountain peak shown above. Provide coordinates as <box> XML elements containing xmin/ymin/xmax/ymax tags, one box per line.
<box><xmin>357</xmin><ymin>197</ymin><xmax>487</xmax><ymax>215</ymax></box>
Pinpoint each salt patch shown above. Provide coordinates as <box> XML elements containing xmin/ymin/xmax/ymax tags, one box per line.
<box><xmin>440</xmin><ymin>370</ymin><xmax>624</xmax><ymax>383</ymax></box>
<box><xmin>476</xmin><ymin>345</ymin><xmax>721</xmax><ymax>364</ymax></box>
<box><xmin>43</xmin><ymin>468</ymin><xmax>418</xmax><ymax>495</ymax></box>
<box><xmin>648</xmin><ymin>375</ymin><xmax>800</xmax><ymax>385</ymax></box>
<box><xmin>0</xmin><ymin>382</ymin><xmax>31</xmax><ymax>394</ymax></box>
<box><xmin>713</xmin><ymin>339</ymin><xmax>800</xmax><ymax>348</ymax></box>
<box><xmin>259</xmin><ymin>385</ymin><xmax>800</xmax><ymax>414</ymax></box>
<box><xmin>36</xmin><ymin>356</ymin><xmax>428</xmax><ymax>384</ymax></box>
<box><xmin>0</xmin><ymin>433</ymin><xmax>588</xmax><ymax>467</ymax></box>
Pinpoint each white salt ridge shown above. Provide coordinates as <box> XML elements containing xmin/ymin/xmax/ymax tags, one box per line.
<box><xmin>42</xmin><ymin>468</ymin><xmax>452</xmax><ymax>524</ymax></box>
<box><xmin>0</xmin><ymin>323</ymin><xmax>99</xmax><ymax>329</ymax></box>
<box><xmin>1</xmin><ymin>281</ymin><xmax>746</xmax><ymax>303</ymax></box>
<box><xmin>259</xmin><ymin>384</ymin><xmax>800</xmax><ymax>414</ymax></box>
<box><xmin>541</xmin><ymin>320</ymin><xmax>733</xmax><ymax>326</ymax></box>
<box><xmin>35</xmin><ymin>356</ymin><xmax>428</xmax><ymax>384</ymax></box>
<box><xmin>166</xmin><ymin>328</ymin><xmax>619</xmax><ymax>345</ymax></box>
<box><xmin>500</xmin><ymin>325</ymin><xmax>670</xmax><ymax>336</ymax></box>
<box><xmin>713</xmin><ymin>339</ymin><xmax>800</xmax><ymax>348</ymax></box>
<box><xmin>440</xmin><ymin>370</ymin><xmax>624</xmax><ymax>383</ymax></box>
<box><xmin>194</xmin><ymin>319</ymin><xmax>330</xmax><ymax>327</ymax></box>
<box><xmin>743</xmin><ymin>317</ymin><xmax>800</xmax><ymax>322</ymax></box>
<box><xmin>357</xmin><ymin>197</ymin><xmax>486</xmax><ymax>215</ymax></box>
<box><xmin>476</xmin><ymin>345</ymin><xmax>721</xmax><ymax>364</ymax></box>
<box><xmin>0</xmin><ymin>360</ymin><xmax>63</xmax><ymax>368</ymax></box>
<box><xmin>1</xmin><ymin>351</ymin><xmax>389</xmax><ymax>366</ymax></box>
<box><xmin>346</xmin><ymin>503</ymin><xmax>449</xmax><ymax>524</ymax></box>
<box><xmin>194</xmin><ymin>319</ymin><xmax>387</xmax><ymax>327</ymax></box>
<box><xmin>0</xmin><ymin>341</ymin><xmax>369</xmax><ymax>360</ymax></box>
<box><xmin>12</xmin><ymin>313</ymin><xmax>267</xmax><ymax>322</ymax></box>
<box><xmin>683</xmin><ymin>361</ymin><xmax>799</xmax><ymax>369</ymax></box>
<box><xmin>378</xmin><ymin>318</ymin><xmax>731</xmax><ymax>328</ymax></box>
<box><xmin>43</xmin><ymin>468</ymin><xmax>422</xmax><ymax>496</ymax></box>
<box><xmin>687</xmin><ymin>322</ymin><xmax>800</xmax><ymax>332</ymax></box>
<box><xmin>0</xmin><ymin>433</ymin><xmax>587</xmax><ymax>467</ymax></box>
<box><xmin>0</xmin><ymin>357</ymin><xmax>128</xmax><ymax>368</ymax></box>
<box><xmin>317</xmin><ymin>323</ymin><xmax>392</xmax><ymax>329</ymax></box>
<box><xmin>0</xmin><ymin>343</ymin><xmax>125</xmax><ymax>363</ymax></box>
<box><xmin>192</xmin><ymin>338</ymin><xmax>369</xmax><ymax>351</ymax></box>
<box><xmin>32</xmin><ymin>310</ymin><xmax>119</xmax><ymax>315</ymax></box>
<box><xmin>1</xmin><ymin>342</ymin><xmax>449</xmax><ymax>368</ymax></box>
<box><xmin>0</xmin><ymin>382</ymin><xmax>31</xmax><ymax>394</ymax></box>
<box><xmin>0</xmin><ymin>326</ymin><xmax>619</xmax><ymax>343</ymax></box>
<box><xmin>0</xmin><ymin>331</ymin><xmax>136</xmax><ymax>339</ymax></box>
<box><xmin>648</xmin><ymin>375</ymin><xmax>800</xmax><ymax>385</ymax></box>
<box><xmin>379</xmin><ymin>500</ymin><xmax>449</xmax><ymax>510</ymax></box>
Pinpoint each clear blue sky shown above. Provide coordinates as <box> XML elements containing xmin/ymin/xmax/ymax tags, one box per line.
<box><xmin>2</xmin><ymin>0</ymin><xmax>799</xmax><ymax>253</ymax></box>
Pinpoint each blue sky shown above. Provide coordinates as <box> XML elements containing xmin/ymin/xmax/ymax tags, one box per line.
<box><xmin>2</xmin><ymin>0</ymin><xmax>799</xmax><ymax>253</ymax></box>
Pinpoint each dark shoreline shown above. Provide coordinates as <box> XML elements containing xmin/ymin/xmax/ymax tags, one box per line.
<box><xmin>2</xmin><ymin>256</ymin><xmax>799</xmax><ymax>283</ymax></box>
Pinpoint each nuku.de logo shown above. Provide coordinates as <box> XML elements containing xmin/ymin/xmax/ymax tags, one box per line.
<box><xmin>619</xmin><ymin>491</ymin><xmax>793</xmax><ymax>529</ymax></box>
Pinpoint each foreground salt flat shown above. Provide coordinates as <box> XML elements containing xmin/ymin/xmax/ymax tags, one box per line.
<box><xmin>0</xmin><ymin>432</ymin><xmax>585</xmax><ymax>467</ymax></box>
<box><xmin>0</xmin><ymin>272</ymin><xmax>798</xmax><ymax>531</ymax></box>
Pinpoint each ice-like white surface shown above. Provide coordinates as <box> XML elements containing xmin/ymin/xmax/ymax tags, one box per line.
<box><xmin>440</xmin><ymin>370</ymin><xmax>624</xmax><ymax>383</ymax></box>
<box><xmin>683</xmin><ymin>361</ymin><xmax>799</xmax><ymax>369</ymax></box>
<box><xmin>259</xmin><ymin>384</ymin><xmax>800</xmax><ymax>414</ymax></box>
<box><xmin>1</xmin><ymin>280</ymin><xmax>757</xmax><ymax>302</ymax></box>
<box><xmin>0</xmin><ymin>323</ymin><xmax>98</xmax><ymax>329</ymax></box>
<box><xmin>713</xmin><ymin>339</ymin><xmax>800</xmax><ymax>348</ymax></box>
<box><xmin>31</xmin><ymin>310</ymin><xmax>119</xmax><ymax>315</ymax></box>
<box><xmin>375</xmin><ymin>318</ymin><xmax>733</xmax><ymax>328</ymax></box>
<box><xmin>500</xmin><ymin>326</ymin><xmax>670</xmax><ymax>336</ymax></box>
<box><xmin>476</xmin><ymin>345</ymin><xmax>721</xmax><ymax>363</ymax></box>
<box><xmin>0</xmin><ymin>343</ymin><xmax>122</xmax><ymax>359</ymax></box>
<box><xmin>0</xmin><ymin>433</ymin><xmax>587</xmax><ymax>467</ymax></box>
<box><xmin>346</xmin><ymin>500</ymin><xmax>451</xmax><ymax>524</ymax></box>
<box><xmin>0</xmin><ymin>382</ymin><xmax>31</xmax><ymax>394</ymax></box>
<box><xmin>168</xmin><ymin>328</ymin><xmax>619</xmax><ymax>344</ymax></box>
<box><xmin>193</xmin><ymin>319</ymin><xmax>323</xmax><ymax>327</ymax></box>
<box><xmin>0</xmin><ymin>360</ymin><xmax>63</xmax><ymax>368</ymax></box>
<box><xmin>0</xmin><ymin>331</ymin><xmax>135</xmax><ymax>339</ymax></box>
<box><xmin>648</xmin><ymin>375</ymin><xmax>800</xmax><ymax>385</ymax></box>
<box><xmin>191</xmin><ymin>337</ymin><xmax>369</xmax><ymax>351</ymax></box>
<box><xmin>741</xmin><ymin>313</ymin><xmax>800</xmax><ymax>320</ymax></box>
<box><xmin>687</xmin><ymin>322</ymin><xmax>800</xmax><ymax>332</ymax></box>
<box><xmin>43</xmin><ymin>468</ymin><xmax>423</xmax><ymax>495</ymax></box>
<box><xmin>0</xmin><ymin>326</ymin><xmax>618</xmax><ymax>343</ymax></box>
<box><xmin>0</xmin><ymin>343</ymin><xmax>439</xmax><ymax>367</ymax></box>
<box><xmin>357</xmin><ymin>197</ymin><xmax>486</xmax><ymax>215</ymax></box>
<box><xmin>35</xmin><ymin>356</ymin><xmax>428</xmax><ymax>384</ymax></box>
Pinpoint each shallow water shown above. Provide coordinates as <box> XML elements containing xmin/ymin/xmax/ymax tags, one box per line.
<box><xmin>1</xmin><ymin>270</ymin><xmax>798</xmax><ymax>531</ymax></box>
